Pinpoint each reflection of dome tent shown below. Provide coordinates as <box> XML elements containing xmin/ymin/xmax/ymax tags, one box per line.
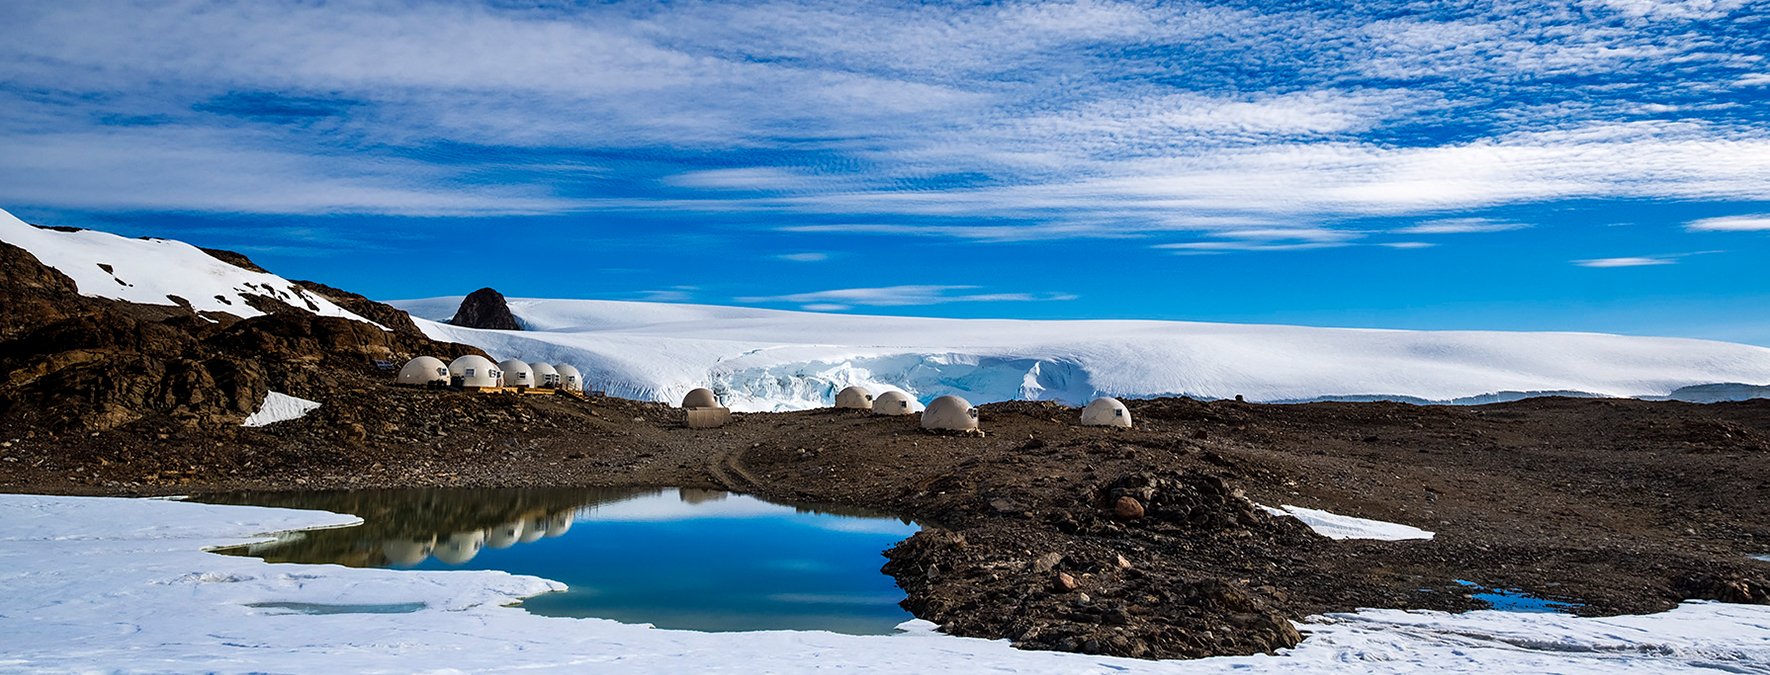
<box><xmin>397</xmin><ymin>356</ymin><xmax>449</xmax><ymax>386</ymax></box>
<box><xmin>529</xmin><ymin>362</ymin><xmax>559</xmax><ymax>388</ymax></box>
<box><xmin>433</xmin><ymin>530</ymin><xmax>486</xmax><ymax>565</ymax></box>
<box><xmin>497</xmin><ymin>360</ymin><xmax>535</xmax><ymax>388</ymax></box>
<box><xmin>872</xmin><ymin>390</ymin><xmax>916</xmax><ymax>416</ymax></box>
<box><xmin>681</xmin><ymin>388</ymin><xmax>719</xmax><ymax>408</ymax></box>
<box><xmin>835</xmin><ymin>386</ymin><xmax>873</xmax><ymax>410</ymax></box>
<box><xmin>382</xmin><ymin>536</ymin><xmax>435</xmax><ymax>566</ymax></box>
<box><xmin>922</xmin><ymin>395</ymin><xmax>979</xmax><ymax>431</ymax></box>
<box><xmin>518</xmin><ymin>514</ymin><xmax>549</xmax><ymax>543</ymax></box>
<box><xmin>1081</xmin><ymin>397</ymin><xmax>1132</xmax><ymax>427</ymax></box>
<box><xmin>554</xmin><ymin>364</ymin><xmax>582</xmax><ymax>391</ymax></box>
<box><xmin>485</xmin><ymin>520</ymin><xmax>525</xmax><ymax>549</ymax></box>
<box><xmin>448</xmin><ymin>355</ymin><xmax>501</xmax><ymax>388</ymax></box>
<box><xmin>545</xmin><ymin>511</ymin><xmax>574</xmax><ymax>538</ymax></box>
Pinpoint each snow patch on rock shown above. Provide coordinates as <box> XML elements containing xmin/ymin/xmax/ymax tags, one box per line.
<box><xmin>1258</xmin><ymin>504</ymin><xmax>1435</xmax><ymax>541</ymax></box>
<box><xmin>1</xmin><ymin>207</ymin><xmax>375</xmax><ymax>324</ymax></box>
<box><xmin>242</xmin><ymin>392</ymin><xmax>321</xmax><ymax>427</ymax></box>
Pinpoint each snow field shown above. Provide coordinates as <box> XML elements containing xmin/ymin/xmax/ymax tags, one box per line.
<box><xmin>392</xmin><ymin>296</ymin><xmax>1770</xmax><ymax>412</ymax></box>
<box><xmin>1</xmin><ymin>493</ymin><xmax>1767</xmax><ymax>674</ymax></box>
<box><xmin>241</xmin><ymin>391</ymin><xmax>322</xmax><ymax>427</ymax></box>
<box><xmin>1257</xmin><ymin>504</ymin><xmax>1435</xmax><ymax>541</ymax></box>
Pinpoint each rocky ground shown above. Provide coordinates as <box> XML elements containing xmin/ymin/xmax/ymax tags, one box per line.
<box><xmin>2</xmin><ymin>238</ymin><xmax>1767</xmax><ymax>660</ymax></box>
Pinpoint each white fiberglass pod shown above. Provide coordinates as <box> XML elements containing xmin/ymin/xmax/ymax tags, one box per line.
<box><xmin>1081</xmin><ymin>397</ymin><xmax>1133</xmax><ymax>428</ymax></box>
<box><xmin>554</xmin><ymin>364</ymin><xmax>582</xmax><ymax>391</ymax></box>
<box><xmin>921</xmin><ymin>395</ymin><xmax>979</xmax><ymax>431</ymax></box>
<box><xmin>872</xmin><ymin>390</ymin><xmax>916</xmax><ymax>416</ymax></box>
<box><xmin>497</xmin><ymin>360</ymin><xmax>535</xmax><ymax>388</ymax></box>
<box><xmin>433</xmin><ymin>530</ymin><xmax>486</xmax><ymax>565</ymax></box>
<box><xmin>545</xmin><ymin>511</ymin><xmax>574</xmax><ymax>538</ymax></box>
<box><xmin>484</xmin><ymin>520</ymin><xmax>526</xmax><ymax>549</ymax></box>
<box><xmin>381</xmin><ymin>535</ymin><xmax>435</xmax><ymax>567</ymax></box>
<box><xmin>681</xmin><ymin>388</ymin><xmax>719</xmax><ymax>409</ymax></box>
<box><xmin>396</xmin><ymin>356</ymin><xmax>449</xmax><ymax>386</ymax></box>
<box><xmin>835</xmin><ymin>386</ymin><xmax>874</xmax><ymax>410</ymax></box>
<box><xmin>448</xmin><ymin>355</ymin><xmax>501</xmax><ymax>388</ymax></box>
<box><xmin>529</xmin><ymin>362</ymin><xmax>559</xmax><ymax>388</ymax></box>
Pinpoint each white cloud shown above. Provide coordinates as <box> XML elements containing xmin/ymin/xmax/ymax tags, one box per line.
<box><xmin>1573</xmin><ymin>256</ymin><xmax>1676</xmax><ymax>267</ymax></box>
<box><xmin>1381</xmin><ymin>241</ymin><xmax>1437</xmax><ymax>248</ymax></box>
<box><xmin>1686</xmin><ymin>215</ymin><xmax>1770</xmax><ymax>232</ymax></box>
<box><xmin>775</xmin><ymin>252</ymin><xmax>830</xmax><ymax>262</ymax></box>
<box><xmin>1397</xmin><ymin>218</ymin><xmax>1531</xmax><ymax>234</ymax></box>
<box><xmin>636</xmin><ymin>287</ymin><xmax>697</xmax><ymax>302</ymax></box>
<box><xmin>736</xmin><ymin>285</ymin><xmax>1076</xmax><ymax>308</ymax></box>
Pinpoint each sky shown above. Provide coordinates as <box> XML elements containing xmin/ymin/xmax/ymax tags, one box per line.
<box><xmin>1</xmin><ymin>0</ymin><xmax>1767</xmax><ymax>344</ymax></box>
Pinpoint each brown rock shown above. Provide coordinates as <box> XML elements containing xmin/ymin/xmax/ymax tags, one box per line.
<box><xmin>449</xmin><ymin>287</ymin><xmax>521</xmax><ymax>330</ymax></box>
<box><xmin>1113</xmin><ymin>495</ymin><xmax>1145</xmax><ymax>520</ymax></box>
<box><xmin>1053</xmin><ymin>572</ymin><xmax>1079</xmax><ymax>592</ymax></box>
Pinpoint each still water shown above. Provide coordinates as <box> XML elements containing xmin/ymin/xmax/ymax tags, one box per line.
<box><xmin>204</xmin><ymin>487</ymin><xmax>921</xmax><ymax>634</ymax></box>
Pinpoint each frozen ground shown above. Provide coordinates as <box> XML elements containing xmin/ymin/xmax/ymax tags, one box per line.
<box><xmin>3</xmin><ymin>495</ymin><xmax>1768</xmax><ymax>674</ymax></box>
<box><xmin>391</xmin><ymin>296</ymin><xmax>1770</xmax><ymax>412</ymax></box>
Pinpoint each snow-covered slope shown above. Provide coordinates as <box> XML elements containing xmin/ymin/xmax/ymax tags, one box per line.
<box><xmin>391</xmin><ymin>296</ymin><xmax>1770</xmax><ymax>412</ymax></box>
<box><xmin>0</xmin><ymin>208</ymin><xmax>375</xmax><ymax>323</ymax></box>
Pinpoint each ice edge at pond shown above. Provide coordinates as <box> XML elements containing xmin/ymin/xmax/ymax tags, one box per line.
<box><xmin>3</xmin><ymin>493</ymin><xmax>1769</xmax><ymax>674</ymax></box>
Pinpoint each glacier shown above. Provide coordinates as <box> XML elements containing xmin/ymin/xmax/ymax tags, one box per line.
<box><xmin>391</xmin><ymin>296</ymin><xmax>1770</xmax><ymax>412</ymax></box>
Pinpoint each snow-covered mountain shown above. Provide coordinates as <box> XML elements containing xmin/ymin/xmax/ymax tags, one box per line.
<box><xmin>0</xmin><ymin>208</ymin><xmax>376</xmax><ymax>325</ymax></box>
<box><xmin>391</xmin><ymin>296</ymin><xmax>1770</xmax><ymax>412</ymax></box>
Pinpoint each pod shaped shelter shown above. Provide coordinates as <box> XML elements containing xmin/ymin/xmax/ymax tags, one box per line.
<box><xmin>554</xmin><ymin>365</ymin><xmax>582</xmax><ymax>391</ymax></box>
<box><xmin>448</xmin><ymin>355</ymin><xmax>501</xmax><ymax>388</ymax></box>
<box><xmin>872</xmin><ymin>390</ymin><xmax>916</xmax><ymax>416</ymax></box>
<box><xmin>433</xmin><ymin>530</ymin><xmax>485</xmax><ymax>565</ymax></box>
<box><xmin>1081</xmin><ymin>397</ymin><xmax>1133</xmax><ymax>428</ymax></box>
<box><xmin>529</xmin><ymin>362</ymin><xmax>559</xmax><ymax>388</ymax></box>
<box><xmin>498</xmin><ymin>360</ymin><xmax>535</xmax><ymax>389</ymax></box>
<box><xmin>397</xmin><ymin>356</ymin><xmax>449</xmax><ymax>386</ymax></box>
<box><xmin>681</xmin><ymin>388</ymin><xmax>720</xmax><ymax>409</ymax></box>
<box><xmin>835</xmin><ymin>386</ymin><xmax>873</xmax><ymax>410</ymax></box>
<box><xmin>922</xmin><ymin>395</ymin><xmax>979</xmax><ymax>431</ymax></box>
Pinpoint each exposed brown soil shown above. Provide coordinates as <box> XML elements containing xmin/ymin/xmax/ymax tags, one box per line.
<box><xmin>2</xmin><ymin>238</ymin><xmax>1767</xmax><ymax>660</ymax></box>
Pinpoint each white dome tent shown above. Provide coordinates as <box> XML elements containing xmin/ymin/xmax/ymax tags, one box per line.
<box><xmin>381</xmin><ymin>536</ymin><xmax>435</xmax><ymax>567</ymax></box>
<box><xmin>396</xmin><ymin>356</ymin><xmax>449</xmax><ymax>386</ymax></box>
<box><xmin>554</xmin><ymin>364</ymin><xmax>583</xmax><ymax>391</ymax></box>
<box><xmin>529</xmin><ymin>362</ymin><xmax>560</xmax><ymax>388</ymax></box>
<box><xmin>872</xmin><ymin>390</ymin><xmax>916</xmax><ymax>416</ymax></box>
<box><xmin>447</xmin><ymin>355</ymin><xmax>501</xmax><ymax>389</ymax></box>
<box><xmin>680</xmin><ymin>388</ymin><xmax>730</xmax><ymax>428</ymax></box>
<box><xmin>497</xmin><ymin>360</ymin><xmax>535</xmax><ymax>389</ymax></box>
<box><xmin>1081</xmin><ymin>397</ymin><xmax>1133</xmax><ymax>428</ymax></box>
<box><xmin>681</xmin><ymin>388</ymin><xmax>719</xmax><ymax>409</ymax></box>
<box><xmin>433</xmin><ymin>530</ymin><xmax>486</xmax><ymax>565</ymax></box>
<box><xmin>484</xmin><ymin>520</ymin><xmax>525</xmax><ymax>549</ymax></box>
<box><xmin>922</xmin><ymin>395</ymin><xmax>979</xmax><ymax>431</ymax></box>
<box><xmin>834</xmin><ymin>386</ymin><xmax>873</xmax><ymax>410</ymax></box>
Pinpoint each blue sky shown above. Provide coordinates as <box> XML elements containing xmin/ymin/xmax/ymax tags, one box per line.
<box><xmin>2</xmin><ymin>0</ymin><xmax>1767</xmax><ymax>344</ymax></box>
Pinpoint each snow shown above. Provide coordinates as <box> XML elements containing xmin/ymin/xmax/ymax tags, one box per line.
<box><xmin>1258</xmin><ymin>504</ymin><xmax>1435</xmax><ymax>541</ymax></box>
<box><xmin>3</xmin><ymin>493</ymin><xmax>1768</xmax><ymax>674</ymax></box>
<box><xmin>389</xmin><ymin>295</ymin><xmax>1770</xmax><ymax>412</ymax></box>
<box><xmin>0</xmin><ymin>207</ymin><xmax>376</xmax><ymax>323</ymax></box>
<box><xmin>241</xmin><ymin>391</ymin><xmax>321</xmax><ymax>427</ymax></box>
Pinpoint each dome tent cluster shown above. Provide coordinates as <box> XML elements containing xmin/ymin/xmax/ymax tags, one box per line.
<box><xmin>669</xmin><ymin>382</ymin><xmax>1134</xmax><ymax>435</ymax></box>
<box><xmin>394</xmin><ymin>355</ymin><xmax>584</xmax><ymax>395</ymax></box>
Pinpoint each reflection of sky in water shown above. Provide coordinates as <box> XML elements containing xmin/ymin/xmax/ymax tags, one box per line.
<box><xmin>210</xmin><ymin>488</ymin><xmax>920</xmax><ymax>634</ymax></box>
<box><xmin>426</xmin><ymin>489</ymin><xmax>918</xmax><ymax>634</ymax></box>
<box><xmin>1455</xmin><ymin>580</ymin><xmax>1580</xmax><ymax>614</ymax></box>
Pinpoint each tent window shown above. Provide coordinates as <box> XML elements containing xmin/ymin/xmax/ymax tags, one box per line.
<box><xmin>465</xmin><ymin>368</ymin><xmax>475</xmax><ymax>377</ymax></box>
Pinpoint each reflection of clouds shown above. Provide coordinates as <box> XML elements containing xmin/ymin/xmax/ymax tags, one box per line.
<box><xmin>761</xmin><ymin>559</ymin><xmax>832</xmax><ymax>573</ymax></box>
<box><xmin>804</xmin><ymin>518</ymin><xmax>919</xmax><ymax>536</ymax></box>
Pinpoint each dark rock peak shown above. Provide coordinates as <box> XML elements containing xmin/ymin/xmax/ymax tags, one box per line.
<box><xmin>449</xmin><ymin>287</ymin><xmax>521</xmax><ymax>330</ymax></box>
<box><xmin>29</xmin><ymin>224</ymin><xmax>83</xmax><ymax>233</ymax></box>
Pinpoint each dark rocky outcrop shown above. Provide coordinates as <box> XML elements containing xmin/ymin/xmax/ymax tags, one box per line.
<box><xmin>200</xmin><ymin>247</ymin><xmax>271</xmax><ymax>274</ymax></box>
<box><xmin>293</xmin><ymin>280</ymin><xmax>424</xmax><ymax>335</ymax></box>
<box><xmin>449</xmin><ymin>287</ymin><xmax>521</xmax><ymax>330</ymax></box>
<box><xmin>0</xmin><ymin>238</ymin><xmax>486</xmax><ymax>432</ymax></box>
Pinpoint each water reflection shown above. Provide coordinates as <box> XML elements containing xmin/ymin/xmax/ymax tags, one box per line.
<box><xmin>201</xmin><ymin>487</ymin><xmax>921</xmax><ymax>634</ymax></box>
